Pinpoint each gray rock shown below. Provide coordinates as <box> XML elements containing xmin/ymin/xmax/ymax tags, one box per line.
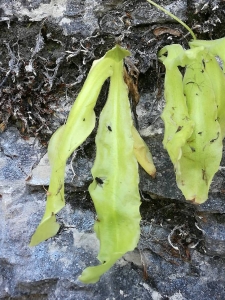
<box><xmin>196</xmin><ymin>212</ymin><xmax>225</xmax><ymax>256</ymax></box>
<box><xmin>0</xmin><ymin>127</ymin><xmax>45</xmax><ymax>183</ymax></box>
<box><xmin>131</xmin><ymin>0</ymin><xmax>187</xmax><ymax>26</ymax></box>
<box><xmin>0</xmin><ymin>126</ymin><xmax>225</xmax><ymax>298</ymax></box>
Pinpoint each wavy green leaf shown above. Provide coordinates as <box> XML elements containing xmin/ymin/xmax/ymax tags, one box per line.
<box><xmin>159</xmin><ymin>45</ymin><xmax>194</xmax><ymax>174</ymax></box>
<box><xmin>177</xmin><ymin>50</ymin><xmax>223</xmax><ymax>203</ymax></box>
<box><xmin>189</xmin><ymin>38</ymin><xmax>225</xmax><ymax>139</ymax></box>
<box><xmin>159</xmin><ymin>44</ymin><xmax>224</xmax><ymax>203</ymax></box>
<box><xmin>30</xmin><ymin>46</ymin><xmax>128</xmax><ymax>246</ymax></box>
<box><xmin>79</xmin><ymin>49</ymin><xmax>141</xmax><ymax>283</ymax></box>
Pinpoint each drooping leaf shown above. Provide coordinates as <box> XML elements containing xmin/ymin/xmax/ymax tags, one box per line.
<box><xmin>189</xmin><ymin>38</ymin><xmax>225</xmax><ymax>139</ymax></box>
<box><xmin>30</xmin><ymin>46</ymin><xmax>128</xmax><ymax>246</ymax></box>
<box><xmin>79</xmin><ymin>48</ymin><xmax>141</xmax><ymax>284</ymax></box>
<box><xmin>159</xmin><ymin>44</ymin><xmax>224</xmax><ymax>203</ymax></box>
<box><xmin>177</xmin><ymin>49</ymin><xmax>223</xmax><ymax>203</ymax></box>
<box><xmin>158</xmin><ymin>45</ymin><xmax>194</xmax><ymax>174</ymax></box>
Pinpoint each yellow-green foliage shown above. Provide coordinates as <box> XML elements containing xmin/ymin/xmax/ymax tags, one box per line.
<box><xmin>159</xmin><ymin>38</ymin><xmax>225</xmax><ymax>204</ymax></box>
<box><xmin>79</xmin><ymin>50</ymin><xmax>141</xmax><ymax>283</ymax></box>
<box><xmin>29</xmin><ymin>47</ymin><xmax>115</xmax><ymax>247</ymax></box>
<box><xmin>30</xmin><ymin>45</ymin><xmax>156</xmax><ymax>283</ymax></box>
<box><xmin>189</xmin><ymin>38</ymin><xmax>225</xmax><ymax>138</ymax></box>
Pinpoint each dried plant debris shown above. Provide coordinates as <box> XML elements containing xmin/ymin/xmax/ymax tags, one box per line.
<box><xmin>0</xmin><ymin>21</ymin><xmax>97</xmax><ymax>138</ymax></box>
<box><xmin>186</xmin><ymin>0</ymin><xmax>225</xmax><ymax>38</ymax></box>
<box><xmin>0</xmin><ymin>35</ymin><xmax>64</xmax><ymax>136</ymax></box>
<box><xmin>153</xmin><ymin>26</ymin><xmax>181</xmax><ymax>37</ymax></box>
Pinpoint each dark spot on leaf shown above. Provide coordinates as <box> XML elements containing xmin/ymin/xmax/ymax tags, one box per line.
<box><xmin>202</xmin><ymin>169</ymin><xmax>208</xmax><ymax>184</ymax></box>
<box><xmin>210</xmin><ymin>132</ymin><xmax>219</xmax><ymax>143</ymax></box>
<box><xmin>176</xmin><ymin>126</ymin><xmax>183</xmax><ymax>133</ymax></box>
<box><xmin>202</xmin><ymin>59</ymin><xmax>205</xmax><ymax>69</ymax></box>
<box><xmin>95</xmin><ymin>177</ymin><xmax>104</xmax><ymax>185</ymax></box>
<box><xmin>186</xmin><ymin>81</ymin><xmax>195</xmax><ymax>85</ymax></box>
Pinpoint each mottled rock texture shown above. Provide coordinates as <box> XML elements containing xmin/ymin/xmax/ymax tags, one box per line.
<box><xmin>1</xmin><ymin>0</ymin><xmax>225</xmax><ymax>299</ymax></box>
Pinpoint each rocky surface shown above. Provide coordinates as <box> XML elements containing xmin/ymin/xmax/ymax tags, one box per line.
<box><xmin>1</xmin><ymin>0</ymin><xmax>225</xmax><ymax>299</ymax></box>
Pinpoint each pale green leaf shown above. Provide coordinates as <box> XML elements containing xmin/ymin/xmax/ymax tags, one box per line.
<box><xmin>159</xmin><ymin>45</ymin><xmax>194</xmax><ymax>174</ymax></box>
<box><xmin>177</xmin><ymin>50</ymin><xmax>223</xmax><ymax>203</ymax></box>
<box><xmin>189</xmin><ymin>38</ymin><xmax>225</xmax><ymax>139</ymax></box>
<box><xmin>30</xmin><ymin>46</ymin><xmax>130</xmax><ymax>246</ymax></box>
<box><xmin>159</xmin><ymin>45</ymin><xmax>223</xmax><ymax>203</ymax></box>
<box><xmin>79</xmin><ymin>51</ymin><xmax>140</xmax><ymax>284</ymax></box>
